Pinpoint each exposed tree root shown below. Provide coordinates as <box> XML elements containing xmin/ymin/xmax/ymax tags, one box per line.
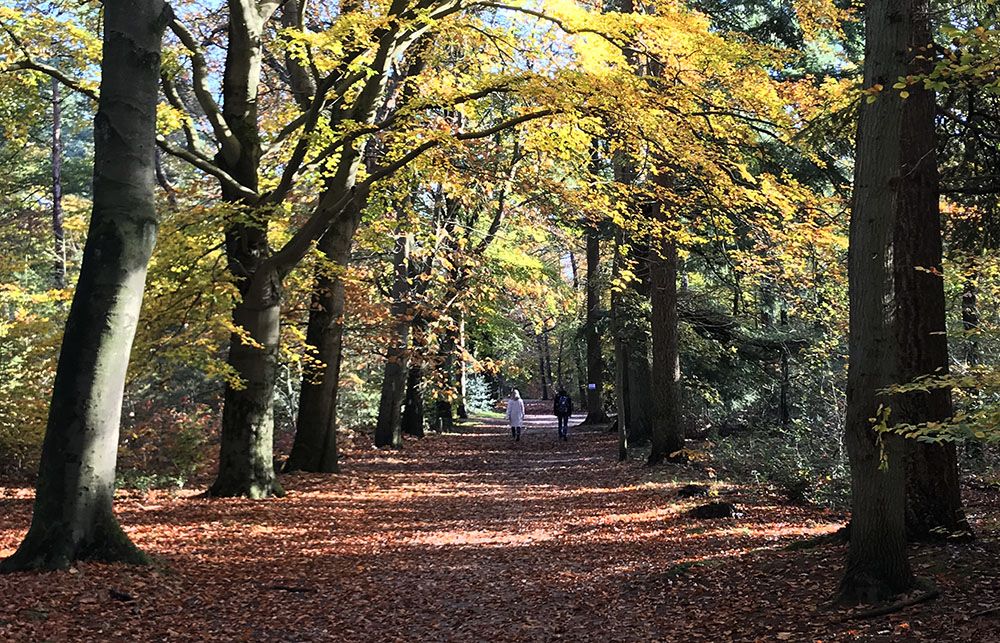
<box><xmin>842</xmin><ymin>581</ymin><xmax>940</xmax><ymax>620</ymax></box>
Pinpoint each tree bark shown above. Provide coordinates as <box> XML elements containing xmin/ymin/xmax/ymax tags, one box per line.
<box><xmin>374</xmin><ymin>226</ymin><xmax>411</xmax><ymax>448</ymax></box>
<box><xmin>212</xmin><ymin>264</ymin><xmax>285</xmax><ymax>497</ymax></box>
<box><xmin>1</xmin><ymin>0</ymin><xmax>167</xmax><ymax>571</ymax></box>
<box><xmin>961</xmin><ymin>272</ymin><xmax>979</xmax><ymax>367</ymax></box>
<box><xmin>457</xmin><ymin>313</ymin><xmax>469</xmax><ymax>419</ymax></box>
<box><xmin>626</xmin><ymin>333</ymin><xmax>652</xmax><ymax>447</ymax></box>
<box><xmin>894</xmin><ymin>5</ymin><xmax>970</xmax><ymax>540</ymax></box>
<box><xmin>210</xmin><ymin>1</ymin><xmax>282</xmax><ymax>497</ymax></box>
<box><xmin>51</xmin><ymin>77</ymin><xmax>66</xmax><ymax>290</ymax></box>
<box><xmin>583</xmin><ymin>225</ymin><xmax>610</xmax><ymax>424</ymax></box>
<box><xmin>536</xmin><ymin>332</ymin><xmax>550</xmax><ymax>400</ymax></box>
<box><xmin>612</xmin><ymin>227</ymin><xmax>630</xmax><ymax>461</ymax></box>
<box><xmin>402</xmin><ymin>355</ymin><xmax>426</xmax><ymax>438</ymax></box>
<box><xmin>435</xmin><ymin>325</ymin><xmax>457</xmax><ymax>430</ymax></box>
<box><xmin>648</xmin><ymin>235</ymin><xmax>683</xmax><ymax>465</ymax></box>
<box><xmin>285</xmin><ymin>206</ymin><xmax>362</xmax><ymax>468</ymax></box>
<box><xmin>839</xmin><ymin>0</ymin><xmax>916</xmax><ymax>603</ymax></box>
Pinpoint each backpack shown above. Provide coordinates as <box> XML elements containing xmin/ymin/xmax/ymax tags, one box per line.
<box><xmin>555</xmin><ymin>394</ymin><xmax>570</xmax><ymax>415</ymax></box>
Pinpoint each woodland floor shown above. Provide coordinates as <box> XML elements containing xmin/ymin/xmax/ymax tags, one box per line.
<box><xmin>2</xmin><ymin>402</ymin><xmax>999</xmax><ymax>642</ymax></box>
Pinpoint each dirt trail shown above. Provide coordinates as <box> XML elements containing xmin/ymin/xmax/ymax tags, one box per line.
<box><xmin>2</xmin><ymin>405</ymin><xmax>998</xmax><ymax>641</ymax></box>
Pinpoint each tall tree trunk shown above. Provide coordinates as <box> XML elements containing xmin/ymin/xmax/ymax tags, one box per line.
<box><xmin>285</xmin><ymin>208</ymin><xmax>362</xmax><ymax>468</ymax></box>
<box><xmin>649</xmin><ymin>236</ymin><xmax>683</xmax><ymax>465</ymax></box>
<box><xmin>374</xmin><ymin>226</ymin><xmax>411</xmax><ymax>448</ymax></box>
<box><xmin>779</xmin><ymin>307</ymin><xmax>791</xmax><ymax>428</ymax></box>
<box><xmin>210</xmin><ymin>2</ymin><xmax>282</xmax><ymax>498</ymax></box>
<box><xmin>961</xmin><ymin>271</ymin><xmax>979</xmax><ymax>367</ymax></box>
<box><xmin>457</xmin><ymin>313</ymin><xmax>469</xmax><ymax>419</ymax></box>
<box><xmin>573</xmin><ymin>336</ymin><xmax>587</xmax><ymax>408</ymax></box>
<box><xmin>536</xmin><ymin>333</ymin><xmax>550</xmax><ymax>400</ymax></box>
<box><xmin>1</xmin><ymin>0</ymin><xmax>167</xmax><ymax>571</ymax></box>
<box><xmin>839</xmin><ymin>0</ymin><xmax>915</xmax><ymax>603</ymax></box>
<box><xmin>583</xmin><ymin>225</ymin><xmax>610</xmax><ymax>423</ymax></box>
<box><xmin>50</xmin><ymin>77</ymin><xmax>66</xmax><ymax>290</ymax></box>
<box><xmin>626</xmin><ymin>334</ymin><xmax>652</xmax><ymax>447</ymax></box>
<box><xmin>213</xmin><ymin>272</ymin><xmax>284</xmax><ymax>497</ymax></box>
<box><xmin>402</xmin><ymin>360</ymin><xmax>426</xmax><ymax>438</ymax></box>
<box><xmin>612</xmin><ymin>228</ymin><xmax>630</xmax><ymax>461</ymax></box>
<box><xmin>542</xmin><ymin>327</ymin><xmax>554</xmax><ymax>395</ymax></box>
<box><xmin>895</xmin><ymin>8</ymin><xmax>970</xmax><ymax>540</ymax></box>
<box><xmin>556</xmin><ymin>330</ymin><xmax>565</xmax><ymax>390</ymax></box>
<box><xmin>435</xmin><ymin>325</ymin><xmax>457</xmax><ymax>430</ymax></box>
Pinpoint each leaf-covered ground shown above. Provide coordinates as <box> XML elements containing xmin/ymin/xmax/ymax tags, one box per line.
<box><xmin>2</xmin><ymin>405</ymin><xmax>998</xmax><ymax>641</ymax></box>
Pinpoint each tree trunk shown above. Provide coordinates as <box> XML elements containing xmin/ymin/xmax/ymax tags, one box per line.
<box><xmin>894</xmin><ymin>8</ymin><xmax>970</xmax><ymax>540</ymax></box>
<box><xmin>961</xmin><ymin>272</ymin><xmax>979</xmax><ymax>366</ymax></box>
<box><xmin>556</xmin><ymin>330</ymin><xmax>565</xmax><ymax>390</ymax></box>
<box><xmin>583</xmin><ymin>225</ymin><xmax>610</xmax><ymax>424</ymax></box>
<box><xmin>536</xmin><ymin>333</ymin><xmax>550</xmax><ymax>400</ymax></box>
<box><xmin>839</xmin><ymin>0</ymin><xmax>915</xmax><ymax>603</ymax></box>
<box><xmin>1</xmin><ymin>0</ymin><xmax>166</xmax><ymax>571</ymax></box>
<box><xmin>542</xmin><ymin>327</ymin><xmax>554</xmax><ymax>395</ymax></box>
<box><xmin>211</xmin><ymin>266</ymin><xmax>285</xmax><ymax>498</ymax></box>
<box><xmin>374</xmin><ymin>227</ymin><xmax>411</xmax><ymax>448</ymax></box>
<box><xmin>649</xmin><ymin>236</ymin><xmax>683</xmax><ymax>465</ymax></box>
<box><xmin>779</xmin><ymin>307</ymin><xmax>791</xmax><ymax>428</ymax></box>
<box><xmin>626</xmin><ymin>334</ymin><xmax>652</xmax><ymax>447</ymax></box>
<box><xmin>285</xmin><ymin>207</ymin><xmax>362</xmax><ymax>468</ymax></box>
<box><xmin>435</xmin><ymin>326</ymin><xmax>457</xmax><ymax>430</ymax></box>
<box><xmin>402</xmin><ymin>361</ymin><xmax>426</xmax><ymax>438</ymax></box>
<box><xmin>211</xmin><ymin>2</ymin><xmax>281</xmax><ymax>497</ymax></box>
<box><xmin>457</xmin><ymin>313</ymin><xmax>469</xmax><ymax>419</ymax></box>
<box><xmin>612</xmin><ymin>228</ymin><xmax>630</xmax><ymax>461</ymax></box>
<box><xmin>51</xmin><ymin>77</ymin><xmax>66</xmax><ymax>290</ymax></box>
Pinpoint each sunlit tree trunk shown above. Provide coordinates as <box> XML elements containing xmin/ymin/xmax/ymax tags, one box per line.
<box><xmin>50</xmin><ymin>77</ymin><xmax>66</xmax><ymax>290</ymax></box>
<box><xmin>286</xmin><ymin>205</ymin><xmax>362</xmax><ymax>468</ymax></box>
<box><xmin>839</xmin><ymin>0</ymin><xmax>915</xmax><ymax>603</ymax></box>
<box><xmin>457</xmin><ymin>313</ymin><xmax>469</xmax><ymax>418</ymax></box>
<box><xmin>210</xmin><ymin>1</ymin><xmax>283</xmax><ymax>498</ymax></box>
<box><xmin>1</xmin><ymin>0</ymin><xmax>167</xmax><ymax>571</ymax></box>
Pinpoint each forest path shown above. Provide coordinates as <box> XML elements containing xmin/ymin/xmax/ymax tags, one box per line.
<box><xmin>3</xmin><ymin>405</ymin><xmax>998</xmax><ymax>641</ymax></box>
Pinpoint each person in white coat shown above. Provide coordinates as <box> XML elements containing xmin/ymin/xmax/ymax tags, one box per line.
<box><xmin>506</xmin><ymin>389</ymin><xmax>526</xmax><ymax>441</ymax></box>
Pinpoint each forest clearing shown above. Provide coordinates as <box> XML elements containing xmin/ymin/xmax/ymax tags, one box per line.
<box><xmin>3</xmin><ymin>409</ymin><xmax>999</xmax><ymax>641</ymax></box>
<box><xmin>3</xmin><ymin>0</ymin><xmax>1000</xmax><ymax>640</ymax></box>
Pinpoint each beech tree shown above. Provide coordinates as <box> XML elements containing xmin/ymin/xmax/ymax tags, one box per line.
<box><xmin>1</xmin><ymin>0</ymin><xmax>168</xmax><ymax>571</ymax></box>
<box><xmin>840</xmin><ymin>0</ymin><xmax>919</xmax><ymax>603</ymax></box>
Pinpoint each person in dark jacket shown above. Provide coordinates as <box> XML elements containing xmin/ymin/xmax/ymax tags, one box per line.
<box><xmin>553</xmin><ymin>388</ymin><xmax>573</xmax><ymax>441</ymax></box>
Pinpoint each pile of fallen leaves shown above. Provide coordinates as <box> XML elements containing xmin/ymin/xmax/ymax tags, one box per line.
<box><xmin>1</xmin><ymin>410</ymin><xmax>998</xmax><ymax>641</ymax></box>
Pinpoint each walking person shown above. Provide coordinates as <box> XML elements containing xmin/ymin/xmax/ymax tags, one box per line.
<box><xmin>553</xmin><ymin>388</ymin><xmax>573</xmax><ymax>441</ymax></box>
<box><xmin>506</xmin><ymin>389</ymin><xmax>526</xmax><ymax>442</ymax></box>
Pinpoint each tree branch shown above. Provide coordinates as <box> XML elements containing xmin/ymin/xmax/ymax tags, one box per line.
<box><xmin>269</xmin><ymin>108</ymin><xmax>556</xmax><ymax>275</ymax></box>
<box><xmin>156</xmin><ymin>136</ymin><xmax>259</xmax><ymax>200</ymax></box>
<box><xmin>2</xmin><ymin>60</ymin><xmax>98</xmax><ymax>102</ymax></box>
<box><xmin>168</xmin><ymin>16</ymin><xmax>242</xmax><ymax>164</ymax></box>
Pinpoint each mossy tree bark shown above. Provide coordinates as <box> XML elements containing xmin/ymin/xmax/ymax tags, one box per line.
<box><xmin>1</xmin><ymin>0</ymin><xmax>168</xmax><ymax>572</ymax></box>
<box><xmin>839</xmin><ymin>0</ymin><xmax>916</xmax><ymax>603</ymax></box>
